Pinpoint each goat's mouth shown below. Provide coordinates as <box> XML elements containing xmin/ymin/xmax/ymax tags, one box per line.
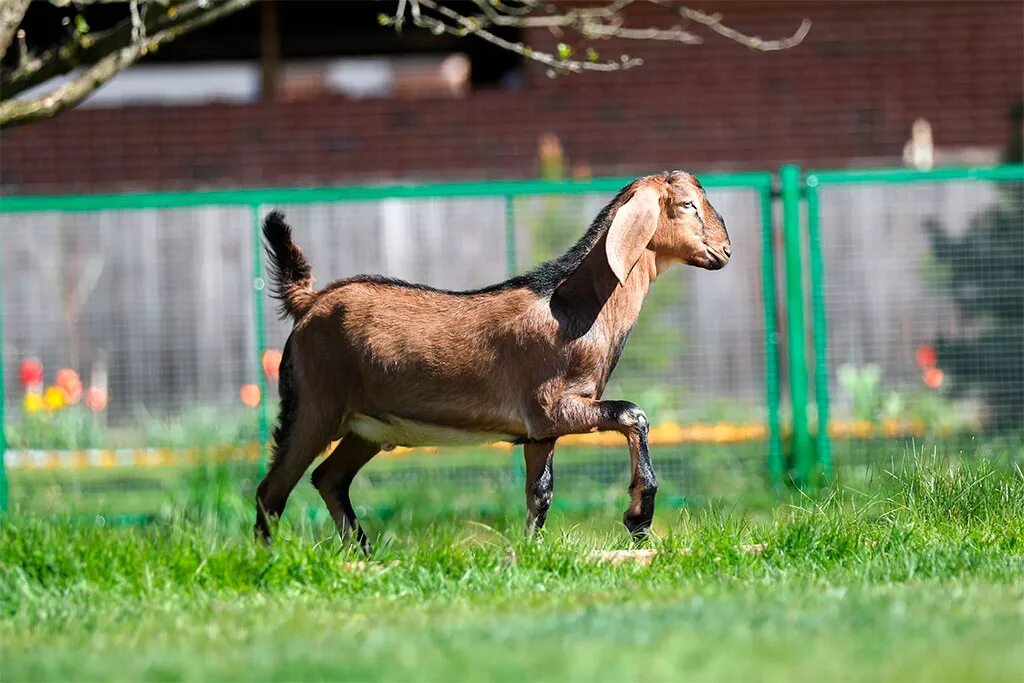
<box><xmin>703</xmin><ymin>245</ymin><xmax>731</xmax><ymax>270</ymax></box>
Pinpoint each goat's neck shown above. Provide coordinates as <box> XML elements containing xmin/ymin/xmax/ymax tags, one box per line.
<box><xmin>596</xmin><ymin>250</ymin><xmax>658</xmax><ymax>339</ymax></box>
<box><xmin>551</xmin><ymin>243</ymin><xmax>660</xmax><ymax>343</ymax></box>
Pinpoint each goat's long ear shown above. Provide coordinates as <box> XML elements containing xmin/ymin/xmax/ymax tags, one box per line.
<box><xmin>606</xmin><ymin>185</ymin><xmax>661</xmax><ymax>285</ymax></box>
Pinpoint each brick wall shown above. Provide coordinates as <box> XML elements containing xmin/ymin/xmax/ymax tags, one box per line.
<box><xmin>1</xmin><ymin>1</ymin><xmax>1021</xmax><ymax>194</ymax></box>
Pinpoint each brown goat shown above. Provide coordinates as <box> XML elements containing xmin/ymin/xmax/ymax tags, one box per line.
<box><xmin>255</xmin><ymin>171</ymin><xmax>731</xmax><ymax>552</ymax></box>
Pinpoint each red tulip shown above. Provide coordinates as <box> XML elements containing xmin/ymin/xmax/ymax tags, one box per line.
<box><xmin>915</xmin><ymin>344</ymin><xmax>937</xmax><ymax>369</ymax></box>
<box><xmin>19</xmin><ymin>358</ymin><xmax>43</xmax><ymax>389</ymax></box>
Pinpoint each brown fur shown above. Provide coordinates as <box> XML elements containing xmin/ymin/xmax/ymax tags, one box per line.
<box><xmin>255</xmin><ymin>171</ymin><xmax>731</xmax><ymax>550</ymax></box>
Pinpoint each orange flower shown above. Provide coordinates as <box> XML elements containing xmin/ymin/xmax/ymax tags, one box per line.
<box><xmin>85</xmin><ymin>386</ymin><xmax>108</xmax><ymax>412</ymax></box>
<box><xmin>923</xmin><ymin>367</ymin><xmax>945</xmax><ymax>389</ymax></box>
<box><xmin>262</xmin><ymin>349</ymin><xmax>282</xmax><ymax>381</ymax></box>
<box><xmin>55</xmin><ymin>368</ymin><xmax>82</xmax><ymax>404</ymax></box>
<box><xmin>915</xmin><ymin>344</ymin><xmax>937</xmax><ymax>369</ymax></box>
<box><xmin>240</xmin><ymin>383</ymin><xmax>261</xmax><ymax>408</ymax></box>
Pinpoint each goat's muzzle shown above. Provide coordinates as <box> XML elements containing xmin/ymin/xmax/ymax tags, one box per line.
<box><xmin>704</xmin><ymin>244</ymin><xmax>731</xmax><ymax>270</ymax></box>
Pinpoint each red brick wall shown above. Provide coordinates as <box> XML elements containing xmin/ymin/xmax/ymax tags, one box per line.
<box><xmin>1</xmin><ymin>1</ymin><xmax>1021</xmax><ymax>194</ymax></box>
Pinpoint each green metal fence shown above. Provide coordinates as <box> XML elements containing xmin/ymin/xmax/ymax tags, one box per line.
<box><xmin>800</xmin><ymin>164</ymin><xmax>1024</xmax><ymax>478</ymax></box>
<box><xmin>2</xmin><ymin>164</ymin><xmax>1022</xmax><ymax>517</ymax></box>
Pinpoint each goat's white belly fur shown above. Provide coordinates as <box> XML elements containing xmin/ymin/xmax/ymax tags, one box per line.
<box><xmin>346</xmin><ymin>413</ymin><xmax>516</xmax><ymax>448</ymax></box>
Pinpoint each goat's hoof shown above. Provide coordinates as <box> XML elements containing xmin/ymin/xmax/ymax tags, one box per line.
<box><xmin>623</xmin><ymin>512</ymin><xmax>653</xmax><ymax>542</ymax></box>
<box><xmin>253</xmin><ymin>523</ymin><xmax>273</xmax><ymax>545</ymax></box>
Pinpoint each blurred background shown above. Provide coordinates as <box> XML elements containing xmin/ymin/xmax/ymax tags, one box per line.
<box><xmin>0</xmin><ymin>0</ymin><xmax>1021</xmax><ymax>523</ymax></box>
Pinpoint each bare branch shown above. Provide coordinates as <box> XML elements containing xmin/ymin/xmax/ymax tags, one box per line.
<box><xmin>399</xmin><ymin>0</ymin><xmax>810</xmax><ymax>75</ymax></box>
<box><xmin>0</xmin><ymin>0</ymin><xmax>31</xmax><ymax>59</ymax></box>
<box><xmin>45</xmin><ymin>0</ymin><xmax>170</xmax><ymax>5</ymax></box>
<box><xmin>2</xmin><ymin>0</ymin><xmax>243</xmax><ymax>99</ymax></box>
<box><xmin>675</xmin><ymin>5</ymin><xmax>811</xmax><ymax>51</ymax></box>
<box><xmin>129</xmin><ymin>0</ymin><xmax>146</xmax><ymax>50</ymax></box>
<box><xmin>0</xmin><ymin>0</ymin><xmax>254</xmax><ymax>129</ymax></box>
<box><xmin>412</xmin><ymin>0</ymin><xmax>643</xmax><ymax>73</ymax></box>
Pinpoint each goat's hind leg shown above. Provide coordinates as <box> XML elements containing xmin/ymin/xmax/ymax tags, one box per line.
<box><xmin>312</xmin><ymin>433</ymin><xmax>380</xmax><ymax>555</ymax></box>
<box><xmin>255</xmin><ymin>404</ymin><xmax>337</xmax><ymax>542</ymax></box>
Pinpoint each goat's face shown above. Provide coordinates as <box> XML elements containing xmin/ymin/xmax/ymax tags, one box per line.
<box><xmin>657</xmin><ymin>171</ymin><xmax>731</xmax><ymax>271</ymax></box>
<box><xmin>605</xmin><ymin>171</ymin><xmax>731</xmax><ymax>285</ymax></box>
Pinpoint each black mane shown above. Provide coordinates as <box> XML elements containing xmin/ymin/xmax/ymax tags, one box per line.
<box><xmin>321</xmin><ymin>181</ymin><xmax>636</xmax><ymax>298</ymax></box>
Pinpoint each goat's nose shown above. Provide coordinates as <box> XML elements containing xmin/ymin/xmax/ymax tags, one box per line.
<box><xmin>722</xmin><ymin>245</ymin><xmax>732</xmax><ymax>258</ymax></box>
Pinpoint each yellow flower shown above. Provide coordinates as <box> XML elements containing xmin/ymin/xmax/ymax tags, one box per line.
<box><xmin>43</xmin><ymin>386</ymin><xmax>66</xmax><ymax>411</ymax></box>
<box><xmin>23</xmin><ymin>392</ymin><xmax>44</xmax><ymax>414</ymax></box>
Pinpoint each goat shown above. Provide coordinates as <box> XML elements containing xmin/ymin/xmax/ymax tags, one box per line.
<box><xmin>255</xmin><ymin>171</ymin><xmax>731</xmax><ymax>552</ymax></box>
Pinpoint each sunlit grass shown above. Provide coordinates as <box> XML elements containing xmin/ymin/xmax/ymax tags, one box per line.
<box><xmin>2</xmin><ymin>449</ymin><xmax>1023</xmax><ymax>681</ymax></box>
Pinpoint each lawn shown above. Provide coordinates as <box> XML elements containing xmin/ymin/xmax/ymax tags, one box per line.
<box><xmin>2</xmin><ymin>446</ymin><xmax>1023</xmax><ymax>682</ymax></box>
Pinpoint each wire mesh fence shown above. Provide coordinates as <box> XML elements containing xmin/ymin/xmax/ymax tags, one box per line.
<box><xmin>2</xmin><ymin>207</ymin><xmax>259</xmax><ymax>445</ymax></box>
<box><xmin>805</xmin><ymin>166</ymin><xmax>1024</xmax><ymax>470</ymax></box>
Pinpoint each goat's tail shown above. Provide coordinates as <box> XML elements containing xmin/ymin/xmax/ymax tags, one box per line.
<box><xmin>263</xmin><ymin>211</ymin><xmax>315</xmax><ymax>321</ymax></box>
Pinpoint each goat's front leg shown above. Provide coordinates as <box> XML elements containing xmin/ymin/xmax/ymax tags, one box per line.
<box><xmin>523</xmin><ymin>439</ymin><xmax>555</xmax><ymax>534</ymax></box>
<box><xmin>536</xmin><ymin>397</ymin><xmax>658</xmax><ymax>539</ymax></box>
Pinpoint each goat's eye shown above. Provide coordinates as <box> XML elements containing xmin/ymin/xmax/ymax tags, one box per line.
<box><xmin>678</xmin><ymin>201</ymin><xmax>695</xmax><ymax>211</ymax></box>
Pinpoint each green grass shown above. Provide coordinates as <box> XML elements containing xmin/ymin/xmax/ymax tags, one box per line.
<box><xmin>2</xmin><ymin>448</ymin><xmax>1024</xmax><ymax>682</ymax></box>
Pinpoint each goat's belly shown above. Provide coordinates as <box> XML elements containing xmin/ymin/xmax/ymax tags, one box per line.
<box><xmin>346</xmin><ymin>413</ymin><xmax>517</xmax><ymax>448</ymax></box>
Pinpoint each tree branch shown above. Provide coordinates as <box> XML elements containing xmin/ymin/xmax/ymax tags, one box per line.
<box><xmin>395</xmin><ymin>0</ymin><xmax>810</xmax><ymax>75</ymax></box>
<box><xmin>674</xmin><ymin>5</ymin><xmax>811</xmax><ymax>51</ymax></box>
<box><xmin>2</xmin><ymin>0</ymin><xmax>224</xmax><ymax>99</ymax></box>
<box><xmin>412</xmin><ymin>0</ymin><xmax>644</xmax><ymax>73</ymax></box>
<box><xmin>0</xmin><ymin>0</ymin><xmax>31</xmax><ymax>59</ymax></box>
<box><xmin>0</xmin><ymin>0</ymin><xmax>253</xmax><ymax>129</ymax></box>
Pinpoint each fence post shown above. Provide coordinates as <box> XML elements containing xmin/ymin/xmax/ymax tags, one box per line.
<box><xmin>251</xmin><ymin>204</ymin><xmax>271</xmax><ymax>477</ymax></box>
<box><xmin>805</xmin><ymin>177</ymin><xmax>832</xmax><ymax>478</ymax></box>
<box><xmin>781</xmin><ymin>164</ymin><xmax>813</xmax><ymax>485</ymax></box>
<box><xmin>759</xmin><ymin>184</ymin><xmax>784</xmax><ymax>489</ymax></box>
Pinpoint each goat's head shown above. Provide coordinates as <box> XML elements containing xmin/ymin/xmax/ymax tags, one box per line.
<box><xmin>605</xmin><ymin>171</ymin><xmax>731</xmax><ymax>284</ymax></box>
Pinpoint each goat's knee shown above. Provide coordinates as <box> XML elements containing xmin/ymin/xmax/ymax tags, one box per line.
<box><xmin>599</xmin><ymin>401</ymin><xmax>648</xmax><ymax>434</ymax></box>
<box><xmin>310</xmin><ymin>461</ymin><xmax>332</xmax><ymax>494</ymax></box>
<box><xmin>619</xmin><ymin>405</ymin><xmax>649</xmax><ymax>434</ymax></box>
